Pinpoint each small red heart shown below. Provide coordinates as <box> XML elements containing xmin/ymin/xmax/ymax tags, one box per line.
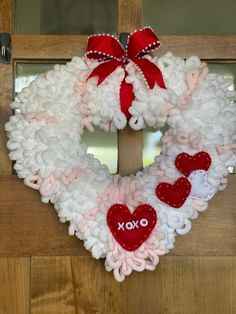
<box><xmin>175</xmin><ymin>151</ymin><xmax>211</xmax><ymax>177</ymax></box>
<box><xmin>156</xmin><ymin>177</ymin><xmax>191</xmax><ymax>208</ymax></box>
<box><xmin>107</xmin><ymin>204</ymin><xmax>157</xmax><ymax>252</ymax></box>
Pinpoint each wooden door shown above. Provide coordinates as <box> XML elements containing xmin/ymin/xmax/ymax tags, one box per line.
<box><xmin>0</xmin><ymin>0</ymin><xmax>236</xmax><ymax>313</ymax></box>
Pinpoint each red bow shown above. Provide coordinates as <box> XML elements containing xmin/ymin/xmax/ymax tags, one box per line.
<box><xmin>86</xmin><ymin>27</ymin><xmax>166</xmax><ymax>119</ymax></box>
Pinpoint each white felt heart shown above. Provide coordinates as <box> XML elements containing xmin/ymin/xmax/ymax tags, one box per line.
<box><xmin>188</xmin><ymin>170</ymin><xmax>215</xmax><ymax>201</ymax></box>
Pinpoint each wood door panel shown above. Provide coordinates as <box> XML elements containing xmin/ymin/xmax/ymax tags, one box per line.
<box><xmin>0</xmin><ymin>175</ymin><xmax>235</xmax><ymax>256</ymax></box>
<box><xmin>0</xmin><ymin>0</ymin><xmax>13</xmax><ymax>175</ymax></box>
<box><xmin>0</xmin><ymin>257</ymin><xmax>30</xmax><ymax>314</ymax></box>
<box><xmin>12</xmin><ymin>35</ymin><xmax>88</xmax><ymax>59</ymax></box>
<box><xmin>31</xmin><ymin>257</ymin><xmax>76</xmax><ymax>314</ymax></box>
<box><xmin>117</xmin><ymin>0</ymin><xmax>143</xmax><ymax>175</ymax></box>
<box><xmin>158</xmin><ymin>35</ymin><xmax>236</xmax><ymax>59</ymax></box>
<box><xmin>12</xmin><ymin>35</ymin><xmax>236</xmax><ymax>60</ymax></box>
<box><xmin>118</xmin><ymin>0</ymin><xmax>142</xmax><ymax>33</ymax></box>
<box><xmin>118</xmin><ymin>126</ymin><xmax>143</xmax><ymax>175</ymax></box>
<box><xmin>0</xmin><ymin>97</ymin><xmax>12</xmax><ymax>174</ymax></box>
<box><xmin>30</xmin><ymin>255</ymin><xmax>236</xmax><ymax>314</ymax></box>
<box><xmin>0</xmin><ymin>175</ymin><xmax>88</xmax><ymax>257</ymax></box>
<box><xmin>0</xmin><ymin>0</ymin><xmax>12</xmax><ymax>32</ymax></box>
<box><xmin>0</xmin><ymin>0</ymin><xmax>235</xmax><ymax>312</ymax></box>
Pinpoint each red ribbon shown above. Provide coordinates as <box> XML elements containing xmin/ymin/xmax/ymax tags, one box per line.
<box><xmin>86</xmin><ymin>27</ymin><xmax>166</xmax><ymax>119</ymax></box>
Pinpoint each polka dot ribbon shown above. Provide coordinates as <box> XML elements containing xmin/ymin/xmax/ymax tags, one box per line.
<box><xmin>86</xmin><ymin>27</ymin><xmax>166</xmax><ymax>118</ymax></box>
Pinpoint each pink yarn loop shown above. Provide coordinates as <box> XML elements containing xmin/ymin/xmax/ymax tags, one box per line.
<box><xmin>192</xmin><ymin>199</ymin><xmax>208</xmax><ymax>212</ymax></box>
<box><xmin>186</xmin><ymin>65</ymin><xmax>208</xmax><ymax>92</ymax></box>
<box><xmin>25</xmin><ymin>167</ymin><xmax>84</xmax><ymax>197</ymax></box>
<box><xmin>24</xmin><ymin>111</ymin><xmax>58</xmax><ymax>124</ymax></box>
<box><xmin>105</xmin><ymin>228</ymin><xmax>166</xmax><ymax>281</ymax></box>
<box><xmin>24</xmin><ymin>175</ymin><xmax>42</xmax><ymax>190</ymax></box>
<box><xmin>39</xmin><ymin>176</ymin><xmax>57</xmax><ymax>196</ymax></box>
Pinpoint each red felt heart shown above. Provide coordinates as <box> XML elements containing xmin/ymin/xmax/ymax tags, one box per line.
<box><xmin>175</xmin><ymin>151</ymin><xmax>211</xmax><ymax>177</ymax></box>
<box><xmin>107</xmin><ymin>204</ymin><xmax>157</xmax><ymax>252</ymax></box>
<box><xmin>156</xmin><ymin>177</ymin><xmax>191</xmax><ymax>208</ymax></box>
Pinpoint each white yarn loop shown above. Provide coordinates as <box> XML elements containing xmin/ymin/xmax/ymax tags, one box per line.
<box><xmin>5</xmin><ymin>51</ymin><xmax>236</xmax><ymax>281</ymax></box>
<box><xmin>129</xmin><ymin>115</ymin><xmax>144</xmax><ymax>130</ymax></box>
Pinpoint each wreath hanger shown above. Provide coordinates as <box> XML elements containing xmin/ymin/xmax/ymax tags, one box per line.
<box><xmin>5</xmin><ymin>27</ymin><xmax>236</xmax><ymax>282</ymax></box>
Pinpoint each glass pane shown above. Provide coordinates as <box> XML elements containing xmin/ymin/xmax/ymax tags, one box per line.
<box><xmin>143</xmin><ymin>63</ymin><xmax>236</xmax><ymax>173</ymax></box>
<box><xmin>209</xmin><ymin>63</ymin><xmax>236</xmax><ymax>173</ymax></box>
<box><xmin>83</xmin><ymin>129</ymin><xmax>117</xmax><ymax>174</ymax></box>
<box><xmin>208</xmin><ymin>63</ymin><xmax>236</xmax><ymax>90</ymax></box>
<box><xmin>15</xmin><ymin>0</ymin><xmax>117</xmax><ymax>35</ymax></box>
<box><xmin>143</xmin><ymin>127</ymin><xmax>164</xmax><ymax>168</ymax></box>
<box><xmin>15</xmin><ymin>63</ymin><xmax>56</xmax><ymax>93</ymax></box>
<box><xmin>15</xmin><ymin>63</ymin><xmax>117</xmax><ymax>173</ymax></box>
<box><xmin>143</xmin><ymin>0</ymin><xmax>236</xmax><ymax>35</ymax></box>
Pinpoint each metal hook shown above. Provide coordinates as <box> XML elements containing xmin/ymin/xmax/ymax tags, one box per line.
<box><xmin>1</xmin><ymin>45</ymin><xmax>6</xmax><ymax>57</ymax></box>
<box><xmin>119</xmin><ymin>32</ymin><xmax>130</xmax><ymax>49</ymax></box>
<box><xmin>0</xmin><ymin>33</ymin><xmax>11</xmax><ymax>64</ymax></box>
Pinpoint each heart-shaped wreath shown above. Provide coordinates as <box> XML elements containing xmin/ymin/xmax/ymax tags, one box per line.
<box><xmin>5</xmin><ymin>27</ymin><xmax>236</xmax><ymax>282</ymax></box>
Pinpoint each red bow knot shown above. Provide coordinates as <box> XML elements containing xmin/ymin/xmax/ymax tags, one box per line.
<box><xmin>86</xmin><ymin>27</ymin><xmax>166</xmax><ymax>119</ymax></box>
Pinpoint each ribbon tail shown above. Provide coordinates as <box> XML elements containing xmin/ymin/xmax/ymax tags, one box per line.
<box><xmin>87</xmin><ymin>60</ymin><xmax>120</xmax><ymax>85</ymax></box>
<box><xmin>120</xmin><ymin>73</ymin><xmax>135</xmax><ymax>119</ymax></box>
<box><xmin>133</xmin><ymin>58</ymin><xmax>166</xmax><ymax>89</ymax></box>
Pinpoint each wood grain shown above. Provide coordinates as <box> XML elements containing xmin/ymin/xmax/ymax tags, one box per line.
<box><xmin>0</xmin><ymin>174</ymin><xmax>235</xmax><ymax>256</ymax></box>
<box><xmin>118</xmin><ymin>0</ymin><xmax>142</xmax><ymax>33</ymax></box>
<box><xmin>117</xmin><ymin>0</ymin><xmax>143</xmax><ymax>175</ymax></box>
<box><xmin>0</xmin><ymin>257</ymin><xmax>30</xmax><ymax>314</ymax></box>
<box><xmin>0</xmin><ymin>0</ymin><xmax>13</xmax><ymax>174</ymax></box>
<box><xmin>12</xmin><ymin>35</ymin><xmax>87</xmax><ymax>60</ymax></box>
<box><xmin>0</xmin><ymin>0</ymin><xmax>12</xmax><ymax>31</ymax></box>
<box><xmin>158</xmin><ymin>35</ymin><xmax>236</xmax><ymax>60</ymax></box>
<box><xmin>0</xmin><ymin>0</ymin><xmax>235</xmax><ymax>313</ymax></box>
<box><xmin>30</xmin><ymin>255</ymin><xmax>236</xmax><ymax>314</ymax></box>
<box><xmin>12</xmin><ymin>35</ymin><xmax>236</xmax><ymax>60</ymax></box>
<box><xmin>0</xmin><ymin>175</ymin><xmax>87</xmax><ymax>257</ymax></box>
<box><xmin>117</xmin><ymin>126</ymin><xmax>143</xmax><ymax>175</ymax></box>
<box><xmin>31</xmin><ymin>256</ymin><xmax>76</xmax><ymax>314</ymax></box>
<box><xmin>0</xmin><ymin>93</ymin><xmax>12</xmax><ymax>174</ymax></box>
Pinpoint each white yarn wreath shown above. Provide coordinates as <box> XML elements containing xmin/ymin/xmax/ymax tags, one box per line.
<box><xmin>5</xmin><ymin>43</ymin><xmax>236</xmax><ymax>281</ymax></box>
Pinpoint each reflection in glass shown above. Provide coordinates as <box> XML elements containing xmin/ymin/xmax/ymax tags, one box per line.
<box><xmin>208</xmin><ymin>63</ymin><xmax>236</xmax><ymax>173</ymax></box>
<box><xmin>208</xmin><ymin>63</ymin><xmax>236</xmax><ymax>90</ymax></box>
<box><xmin>83</xmin><ymin>129</ymin><xmax>117</xmax><ymax>174</ymax></box>
<box><xmin>143</xmin><ymin>0</ymin><xmax>236</xmax><ymax>35</ymax></box>
<box><xmin>15</xmin><ymin>63</ymin><xmax>117</xmax><ymax>173</ymax></box>
<box><xmin>15</xmin><ymin>63</ymin><xmax>56</xmax><ymax>93</ymax></box>
<box><xmin>143</xmin><ymin>127</ymin><xmax>163</xmax><ymax>168</ymax></box>
<box><xmin>15</xmin><ymin>0</ymin><xmax>117</xmax><ymax>35</ymax></box>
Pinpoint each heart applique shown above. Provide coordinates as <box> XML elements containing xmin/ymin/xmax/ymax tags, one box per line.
<box><xmin>175</xmin><ymin>151</ymin><xmax>211</xmax><ymax>177</ymax></box>
<box><xmin>188</xmin><ymin>170</ymin><xmax>215</xmax><ymax>201</ymax></box>
<box><xmin>156</xmin><ymin>177</ymin><xmax>191</xmax><ymax>208</ymax></box>
<box><xmin>107</xmin><ymin>204</ymin><xmax>157</xmax><ymax>251</ymax></box>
